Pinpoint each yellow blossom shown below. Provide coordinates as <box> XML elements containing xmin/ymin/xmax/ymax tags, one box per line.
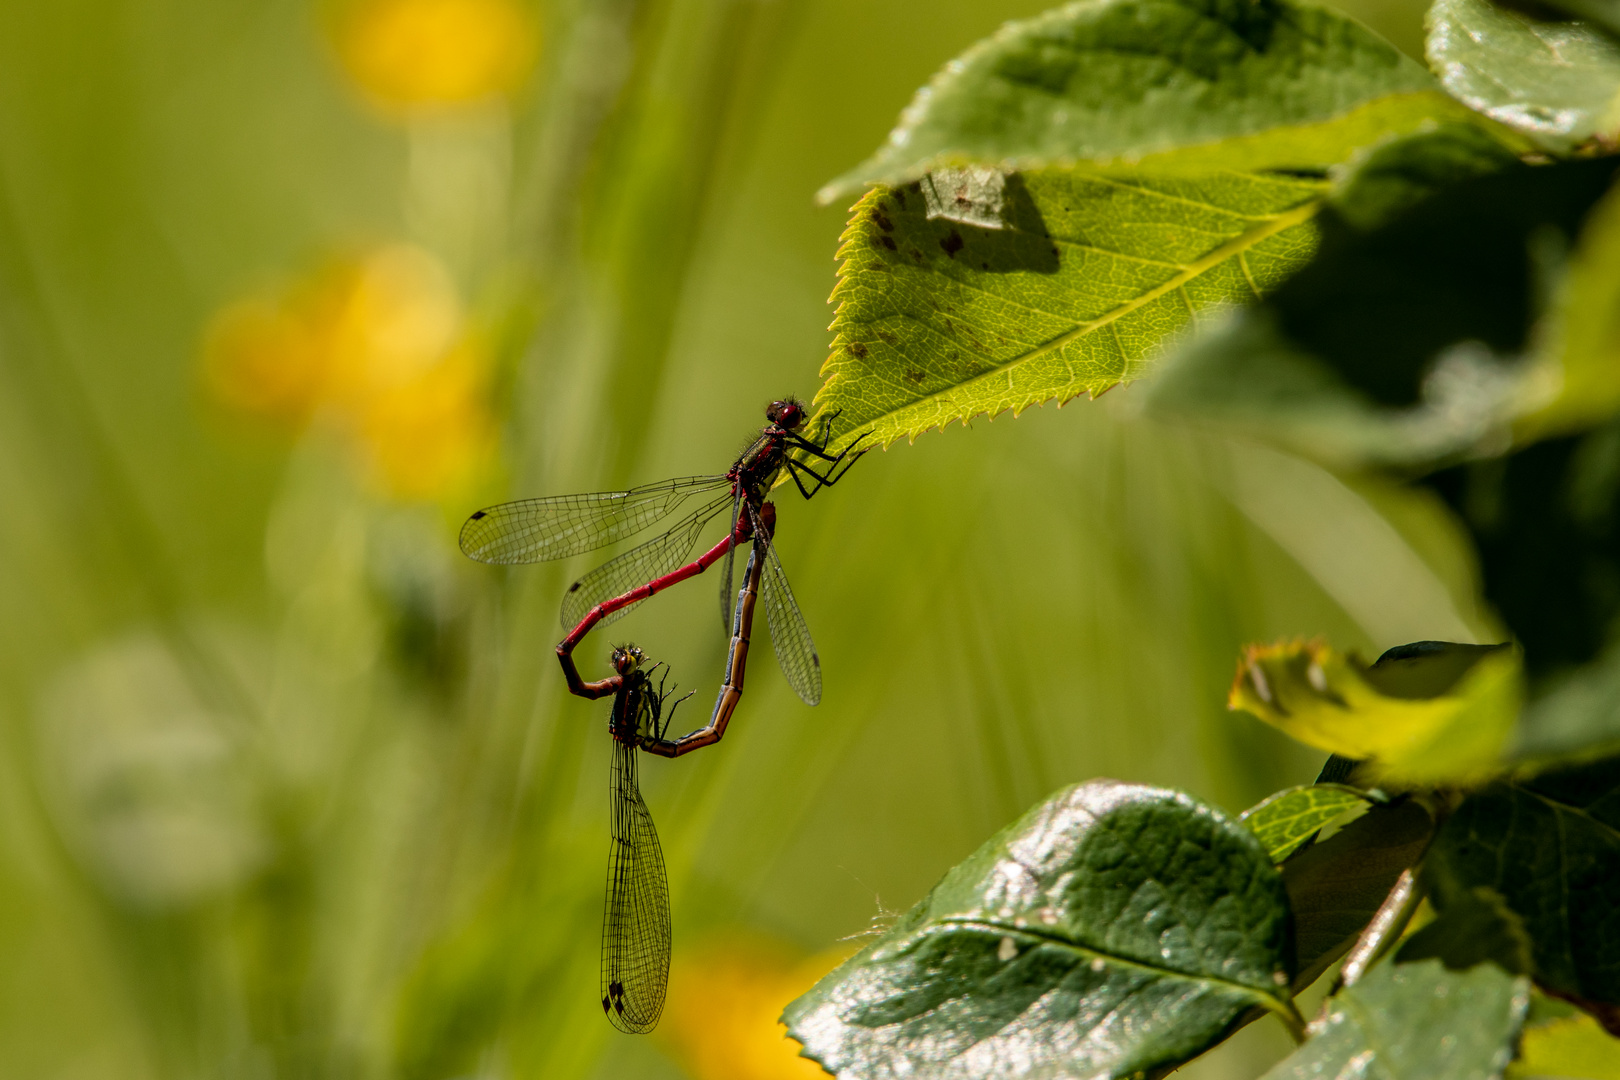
<box><xmin>335</xmin><ymin>0</ymin><xmax>538</xmax><ymax>112</ymax></box>
<box><xmin>202</xmin><ymin>244</ymin><xmax>494</xmax><ymax>500</ymax></box>
<box><xmin>661</xmin><ymin>933</ymin><xmax>854</xmax><ymax>1080</ymax></box>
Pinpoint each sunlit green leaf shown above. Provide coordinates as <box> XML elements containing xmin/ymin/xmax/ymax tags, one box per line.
<box><xmin>1427</xmin><ymin>0</ymin><xmax>1620</xmax><ymax>153</ymax></box>
<box><xmin>1229</xmin><ymin>639</ymin><xmax>1522</xmax><ymax>785</ymax></box>
<box><xmin>1427</xmin><ymin>754</ymin><xmax>1620</xmax><ymax>1019</ymax></box>
<box><xmin>818</xmin><ymin>0</ymin><xmax>1483</xmax><ymax>204</ymax></box>
<box><xmin>1146</xmin><ymin>157</ymin><xmax>1620</xmax><ymax>470</ymax></box>
<box><xmin>782</xmin><ymin>781</ymin><xmax>1297</xmax><ymax>1080</ymax></box>
<box><xmin>1260</xmin><ymin>957</ymin><xmax>1528</xmax><ymax>1080</ymax></box>
<box><xmin>814</xmin><ymin>170</ymin><xmax>1323</xmax><ymax>451</ymax></box>
<box><xmin>1281</xmin><ymin>799</ymin><xmax>1436</xmax><ymax>991</ymax></box>
<box><xmin>1239</xmin><ymin>783</ymin><xmax>1368</xmax><ymax>863</ymax></box>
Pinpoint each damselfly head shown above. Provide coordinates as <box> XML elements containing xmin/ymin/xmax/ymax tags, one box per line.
<box><xmin>610</xmin><ymin>644</ymin><xmax>645</xmax><ymax>675</ymax></box>
<box><xmin>766</xmin><ymin>398</ymin><xmax>806</xmax><ymax>430</ymax></box>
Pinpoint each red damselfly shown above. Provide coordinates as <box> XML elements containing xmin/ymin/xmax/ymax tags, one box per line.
<box><xmin>460</xmin><ymin>400</ymin><xmax>865</xmax><ymax>706</ymax></box>
<box><xmin>561</xmin><ymin>505</ymin><xmax>770</xmax><ymax>757</ymax></box>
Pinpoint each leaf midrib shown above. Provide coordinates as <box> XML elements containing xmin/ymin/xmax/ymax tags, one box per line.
<box><xmin>933</xmin><ymin>916</ymin><xmax>1294</xmax><ymax>1017</ymax></box>
<box><xmin>838</xmin><ymin>194</ymin><xmax>1323</xmax><ymax>442</ymax></box>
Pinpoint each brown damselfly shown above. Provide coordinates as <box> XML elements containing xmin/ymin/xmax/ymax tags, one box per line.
<box><xmin>561</xmin><ymin>538</ymin><xmax>767</xmax><ymax>1031</ymax></box>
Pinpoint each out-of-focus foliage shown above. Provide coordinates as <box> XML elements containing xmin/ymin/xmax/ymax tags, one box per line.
<box><xmin>1426</xmin><ymin>0</ymin><xmax>1620</xmax><ymax>153</ymax></box>
<box><xmin>816</xmin><ymin>0</ymin><xmax>1475</xmax><ymax>200</ymax></box>
<box><xmin>0</xmin><ymin>0</ymin><xmax>1462</xmax><ymax>1079</ymax></box>
<box><xmin>1258</xmin><ymin>957</ymin><xmax>1528</xmax><ymax>1080</ymax></box>
<box><xmin>1229</xmin><ymin>638</ymin><xmax>1521</xmax><ymax>784</ymax></box>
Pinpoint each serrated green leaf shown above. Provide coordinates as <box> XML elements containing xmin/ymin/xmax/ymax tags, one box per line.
<box><xmin>1230</xmin><ymin>639</ymin><xmax>1522</xmax><ymax>785</ymax></box>
<box><xmin>1281</xmin><ymin>799</ymin><xmax>1437</xmax><ymax>992</ymax></box>
<box><xmin>1146</xmin><ymin>157</ymin><xmax>1620</xmax><ymax>470</ymax></box>
<box><xmin>814</xmin><ymin>170</ymin><xmax>1323</xmax><ymax>451</ymax></box>
<box><xmin>1261</xmin><ymin>957</ymin><xmax>1529</xmax><ymax>1080</ymax></box>
<box><xmin>782</xmin><ymin>781</ymin><xmax>1296</xmax><ymax>1080</ymax></box>
<box><xmin>1239</xmin><ymin>783</ymin><xmax>1368</xmax><ymax>863</ymax></box>
<box><xmin>1427</xmin><ymin>754</ymin><xmax>1620</xmax><ymax>1015</ymax></box>
<box><xmin>817</xmin><ymin>0</ymin><xmax>1481</xmax><ymax>204</ymax></box>
<box><xmin>1428</xmin><ymin>0</ymin><xmax>1620</xmax><ymax>154</ymax></box>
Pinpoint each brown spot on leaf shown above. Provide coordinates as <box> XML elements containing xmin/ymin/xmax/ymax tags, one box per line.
<box><xmin>847</xmin><ymin>341</ymin><xmax>869</xmax><ymax>358</ymax></box>
<box><xmin>905</xmin><ymin>369</ymin><xmax>924</xmax><ymax>383</ymax></box>
<box><xmin>940</xmin><ymin>231</ymin><xmax>964</xmax><ymax>257</ymax></box>
<box><xmin>875</xmin><ymin>330</ymin><xmax>898</xmax><ymax>345</ymax></box>
<box><xmin>870</xmin><ymin>209</ymin><xmax>894</xmax><ymax>232</ymax></box>
<box><xmin>878</xmin><ymin>235</ymin><xmax>897</xmax><ymax>251</ymax></box>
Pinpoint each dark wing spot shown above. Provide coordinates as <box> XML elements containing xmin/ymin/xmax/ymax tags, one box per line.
<box><xmin>470</xmin><ymin>510</ymin><xmax>486</xmax><ymax>520</ymax></box>
<box><xmin>940</xmin><ymin>231</ymin><xmax>964</xmax><ymax>257</ymax></box>
<box><xmin>568</xmin><ymin>582</ymin><xmax>581</xmax><ymax>593</ymax></box>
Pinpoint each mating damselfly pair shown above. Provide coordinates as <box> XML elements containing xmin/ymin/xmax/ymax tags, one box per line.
<box><xmin>459</xmin><ymin>400</ymin><xmax>867</xmax><ymax>1031</ymax></box>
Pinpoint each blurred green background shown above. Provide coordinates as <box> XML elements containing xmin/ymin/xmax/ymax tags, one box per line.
<box><xmin>0</xmin><ymin>0</ymin><xmax>1482</xmax><ymax>1077</ymax></box>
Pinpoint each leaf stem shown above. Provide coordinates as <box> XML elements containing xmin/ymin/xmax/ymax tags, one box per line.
<box><xmin>1334</xmin><ymin>867</ymin><xmax>1422</xmax><ymax>991</ymax></box>
<box><xmin>1273</xmin><ymin>998</ymin><xmax>1309</xmax><ymax>1044</ymax></box>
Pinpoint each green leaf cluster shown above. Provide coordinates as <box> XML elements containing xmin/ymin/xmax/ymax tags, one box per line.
<box><xmin>787</xmin><ymin>0</ymin><xmax>1620</xmax><ymax>1073</ymax></box>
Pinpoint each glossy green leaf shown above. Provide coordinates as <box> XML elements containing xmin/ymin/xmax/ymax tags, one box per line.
<box><xmin>782</xmin><ymin>781</ymin><xmax>1297</xmax><ymax>1080</ymax></box>
<box><xmin>1239</xmin><ymin>783</ymin><xmax>1368</xmax><ymax>863</ymax></box>
<box><xmin>1280</xmin><ymin>799</ymin><xmax>1436</xmax><ymax>992</ymax></box>
<box><xmin>1261</xmin><ymin>957</ymin><xmax>1529</xmax><ymax>1080</ymax></box>
<box><xmin>1427</xmin><ymin>754</ymin><xmax>1620</xmax><ymax>1014</ymax></box>
<box><xmin>1146</xmin><ymin>157</ymin><xmax>1620</xmax><ymax>470</ymax></box>
<box><xmin>1427</xmin><ymin>0</ymin><xmax>1620</xmax><ymax>154</ymax></box>
<box><xmin>818</xmin><ymin>0</ymin><xmax>1478</xmax><ymax>203</ymax></box>
<box><xmin>814</xmin><ymin>170</ymin><xmax>1323</xmax><ymax>451</ymax></box>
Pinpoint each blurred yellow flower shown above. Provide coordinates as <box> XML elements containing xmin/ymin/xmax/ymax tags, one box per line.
<box><xmin>662</xmin><ymin>933</ymin><xmax>853</xmax><ymax>1080</ymax></box>
<box><xmin>202</xmin><ymin>244</ymin><xmax>494</xmax><ymax>500</ymax></box>
<box><xmin>335</xmin><ymin>0</ymin><xmax>538</xmax><ymax>111</ymax></box>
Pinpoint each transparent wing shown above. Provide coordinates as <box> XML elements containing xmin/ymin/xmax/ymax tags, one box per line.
<box><xmin>601</xmin><ymin>738</ymin><xmax>670</xmax><ymax>1034</ymax></box>
<box><xmin>460</xmin><ymin>475</ymin><xmax>728</xmax><ymax>565</ymax></box>
<box><xmin>758</xmin><ymin>529</ymin><xmax>822</xmax><ymax>707</ymax></box>
<box><xmin>559</xmin><ymin>495</ymin><xmax>732</xmax><ymax>630</ymax></box>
